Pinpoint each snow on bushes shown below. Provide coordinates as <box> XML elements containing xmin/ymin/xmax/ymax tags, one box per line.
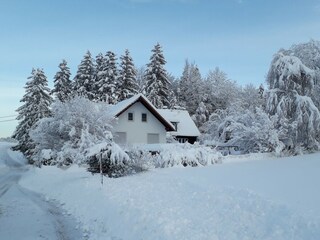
<box><xmin>127</xmin><ymin>143</ymin><xmax>222</xmax><ymax>169</ymax></box>
<box><xmin>202</xmin><ymin>107</ymin><xmax>284</xmax><ymax>155</ymax></box>
<box><xmin>30</xmin><ymin>97</ymin><xmax>130</xmax><ymax>173</ymax></box>
<box><xmin>30</xmin><ymin>97</ymin><xmax>221</xmax><ymax>176</ymax></box>
<box><xmin>87</xmin><ymin>142</ymin><xmax>131</xmax><ymax>178</ymax></box>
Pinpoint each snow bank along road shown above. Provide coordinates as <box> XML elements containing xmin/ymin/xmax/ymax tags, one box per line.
<box><xmin>0</xmin><ymin>142</ymin><xmax>83</xmax><ymax>240</ymax></box>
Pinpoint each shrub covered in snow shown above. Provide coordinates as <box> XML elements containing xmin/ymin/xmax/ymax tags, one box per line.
<box><xmin>202</xmin><ymin>107</ymin><xmax>284</xmax><ymax>155</ymax></box>
<box><xmin>30</xmin><ymin>97</ymin><xmax>130</xmax><ymax>174</ymax></box>
<box><xmin>127</xmin><ymin>143</ymin><xmax>222</xmax><ymax>169</ymax></box>
<box><xmin>87</xmin><ymin>142</ymin><xmax>131</xmax><ymax>178</ymax></box>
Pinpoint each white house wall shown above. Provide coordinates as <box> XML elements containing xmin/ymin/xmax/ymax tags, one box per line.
<box><xmin>113</xmin><ymin>102</ymin><xmax>167</xmax><ymax>145</ymax></box>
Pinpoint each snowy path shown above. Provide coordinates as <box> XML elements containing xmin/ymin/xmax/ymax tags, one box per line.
<box><xmin>0</xmin><ymin>143</ymin><xmax>83</xmax><ymax>240</ymax></box>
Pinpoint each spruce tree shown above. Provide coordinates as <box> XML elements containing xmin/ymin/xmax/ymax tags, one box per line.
<box><xmin>95</xmin><ymin>51</ymin><xmax>118</xmax><ymax>103</ymax></box>
<box><xmin>192</xmin><ymin>101</ymin><xmax>209</xmax><ymax>128</ymax></box>
<box><xmin>106</xmin><ymin>51</ymin><xmax>119</xmax><ymax>104</ymax></box>
<box><xmin>118</xmin><ymin>49</ymin><xmax>138</xmax><ymax>101</ymax></box>
<box><xmin>12</xmin><ymin>68</ymin><xmax>53</xmax><ymax>162</ymax></box>
<box><xmin>73</xmin><ymin>51</ymin><xmax>95</xmax><ymax>100</ymax></box>
<box><xmin>94</xmin><ymin>52</ymin><xmax>108</xmax><ymax>102</ymax></box>
<box><xmin>144</xmin><ymin>43</ymin><xmax>172</xmax><ymax>108</ymax></box>
<box><xmin>52</xmin><ymin>59</ymin><xmax>72</xmax><ymax>102</ymax></box>
<box><xmin>179</xmin><ymin>60</ymin><xmax>203</xmax><ymax>114</ymax></box>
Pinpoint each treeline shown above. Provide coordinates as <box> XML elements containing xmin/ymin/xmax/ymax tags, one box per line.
<box><xmin>201</xmin><ymin>40</ymin><xmax>320</xmax><ymax>155</ymax></box>
<box><xmin>12</xmin><ymin>40</ymin><xmax>320</xmax><ymax>167</ymax></box>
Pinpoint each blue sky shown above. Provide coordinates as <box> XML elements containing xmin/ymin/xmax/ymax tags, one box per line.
<box><xmin>1</xmin><ymin>0</ymin><xmax>320</xmax><ymax>137</ymax></box>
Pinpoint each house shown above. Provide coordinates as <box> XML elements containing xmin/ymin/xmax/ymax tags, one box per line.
<box><xmin>111</xmin><ymin>94</ymin><xmax>175</xmax><ymax>145</ymax></box>
<box><xmin>111</xmin><ymin>94</ymin><xmax>200</xmax><ymax>145</ymax></box>
<box><xmin>157</xmin><ymin>108</ymin><xmax>201</xmax><ymax>144</ymax></box>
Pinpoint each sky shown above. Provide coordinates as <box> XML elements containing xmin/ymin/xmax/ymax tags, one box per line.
<box><xmin>1</xmin><ymin>0</ymin><xmax>320</xmax><ymax>137</ymax></box>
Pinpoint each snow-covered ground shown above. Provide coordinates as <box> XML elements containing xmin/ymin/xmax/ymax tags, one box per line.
<box><xmin>1</xmin><ymin>142</ymin><xmax>320</xmax><ymax>239</ymax></box>
<box><xmin>0</xmin><ymin>142</ymin><xmax>83</xmax><ymax>240</ymax></box>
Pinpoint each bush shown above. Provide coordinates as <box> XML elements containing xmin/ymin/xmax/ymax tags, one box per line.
<box><xmin>87</xmin><ymin>143</ymin><xmax>131</xmax><ymax>178</ymax></box>
<box><xmin>126</xmin><ymin>143</ymin><xmax>222</xmax><ymax>169</ymax></box>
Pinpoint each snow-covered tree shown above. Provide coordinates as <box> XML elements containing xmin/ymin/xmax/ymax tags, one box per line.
<box><xmin>73</xmin><ymin>51</ymin><xmax>95</xmax><ymax>100</ymax></box>
<box><xmin>285</xmin><ymin>40</ymin><xmax>320</xmax><ymax>110</ymax></box>
<box><xmin>201</xmin><ymin>107</ymin><xmax>284</xmax><ymax>154</ymax></box>
<box><xmin>51</xmin><ymin>59</ymin><xmax>72</xmax><ymax>102</ymax></box>
<box><xmin>136</xmin><ymin>66</ymin><xmax>146</xmax><ymax>94</ymax></box>
<box><xmin>144</xmin><ymin>43</ymin><xmax>172</xmax><ymax>108</ymax></box>
<box><xmin>118</xmin><ymin>49</ymin><xmax>138</xmax><ymax>101</ymax></box>
<box><xmin>12</xmin><ymin>68</ymin><xmax>53</xmax><ymax>162</ymax></box>
<box><xmin>192</xmin><ymin>101</ymin><xmax>209</xmax><ymax>128</ymax></box>
<box><xmin>266</xmin><ymin>51</ymin><xmax>320</xmax><ymax>152</ymax></box>
<box><xmin>95</xmin><ymin>51</ymin><xmax>119</xmax><ymax>104</ymax></box>
<box><xmin>94</xmin><ymin>52</ymin><xmax>108</xmax><ymax>102</ymax></box>
<box><xmin>204</xmin><ymin>67</ymin><xmax>239</xmax><ymax>113</ymax></box>
<box><xmin>240</xmin><ymin>84</ymin><xmax>264</xmax><ymax>111</ymax></box>
<box><xmin>258</xmin><ymin>84</ymin><xmax>264</xmax><ymax>99</ymax></box>
<box><xmin>166</xmin><ymin>73</ymin><xmax>179</xmax><ymax>108</ymax></box>
<box><xmin>106</xmin><ymin>51</ymin><xmax>119</xmax><ymax>104</ymax></box>
<box><xmin>290</xmin><ymin>40</ymin><xmax>320</xmax><ymax>70</ymax></box>
<box><xmin>30</xmin><ymin>97</ymin><xmax>130</xmax><ymax>175</ymax></box>
<box><xmin>178</xmin><ymin>60</ymin><xmax>203</xmax><ymax>114</ymax></box>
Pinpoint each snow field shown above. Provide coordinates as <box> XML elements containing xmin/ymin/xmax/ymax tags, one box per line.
<box><xmin>20</xmin><ymin>152</ymin><xmax>320</xmax><ymax>240</ymax></box>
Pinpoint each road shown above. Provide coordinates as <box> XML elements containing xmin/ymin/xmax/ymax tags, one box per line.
<box><xmin>0</xmin><ymin>142</ymin><xmax>83</xmax><ymax>240</ymax></box>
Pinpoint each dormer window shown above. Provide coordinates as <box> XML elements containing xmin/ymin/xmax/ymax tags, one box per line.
<box><xmin>171</xmin><ymin>122</ymin><xmax>178</xmax><ymax>131</ymax></box>
<box><xmin>128</xmin><ymin>112</ymin><xmax>134</xmax><ymax>121</ymax></box>
<box><xmin>142</xmin><ymin>113</ymin><xmax>147</xmax><ymax>122</ymax></box>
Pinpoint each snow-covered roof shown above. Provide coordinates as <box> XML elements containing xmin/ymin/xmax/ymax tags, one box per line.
<box><xmin>157</xmin><ymin>109</ymin><xmax>201</xmax><ymax>137</ymax></box>
<box><xmin>110</xmin><ymin>94</ymin><xmax>142</xmax><ymax>116</ymax></box>
<box><xmin>110</xmin><ymin>94</ymin><xmax>175</xmax><ymax>131</ymax></box>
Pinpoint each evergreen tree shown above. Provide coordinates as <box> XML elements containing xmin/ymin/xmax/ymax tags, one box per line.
<box><xmin>73</xmin><ymin>51</ymin><xmax>95</xmax><ymax>100</ymax></box>
<box><xmin>118</xmin><ymin>49</ymin><xmax>138</xmax><ymax>101</ymax></box>
<box><xmin>204</xmin><ymin>67</ymin><xmax>239</xmax><ymax>113</ymax></box>
<box><xmin>144</xmin><ymin>43</ymin><xmax>172</xmax><ymax>108</ymax></box>
<box><xmin>179</xmin><ymin>60</ymin><xmax>203</xmax><ymax>114</ymax></box>
<box><xmin>258</xmin><ymin>84</ymin><xmax>264</xmax><ymax>99</ymax></box>
<box><xmin>240</xmin><ymin>84</ymin><xmax>264</xmax><ymax>111</ymax></box>
<box><xmin>12</xmin><ymin>68</ymin><xmax>53</xmax><ymax>162</ymax></box>
<box><xmin>106</xmin><ymin>51</ymin><xmax>119</xmax><ymax>104</ymax></box>
<box><xmin>95</xmin><ymin>51</ymin><xmax>118</xmax><ymax>104</ymax></box>
<box><xmin>51</xmin><ymin>59</ymin><xmax>72</xmax><ymax>102</ymax></box>
<box><xmin>136</xmin><ymin>66</ymin><xmax>146</xmax><ymax>94</ymax></box>
<box><xmin>192</xmin><ymin>101</ymin><xmax>209</xmax><ymax>128</ymax></box>
<box><xmin>167</xmin><ymin>73</ymin><xmax>178</xmax><ymax>108</ymax></box>
<box><xmin>94</xmin><ymin>52</ymin><xmax>108</xmax><ymax>102</ymax></box>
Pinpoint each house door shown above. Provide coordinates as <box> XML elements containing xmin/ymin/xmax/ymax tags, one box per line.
<box><xmin>114</xmin><ymin>132</ymin><xmax>127</xmax><ymax>144</ymax></box>
<box><xmin>147</xmin><ymin>133</ymin><xmax>159</xmax><ymax>144</ymax></box>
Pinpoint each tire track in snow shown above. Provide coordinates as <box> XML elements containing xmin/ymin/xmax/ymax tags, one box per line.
<box><xmin>0</xmin><ymin>142</ymin><xmax>84</xmax><ymax>240</ymax></box>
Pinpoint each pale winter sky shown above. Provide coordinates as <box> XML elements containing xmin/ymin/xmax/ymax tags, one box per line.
<box><xmin>1</xmin><ymin>0</ymin><xmax>320</xmax><ymax>137</ymax></box>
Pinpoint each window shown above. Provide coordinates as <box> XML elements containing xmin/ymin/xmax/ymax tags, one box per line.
<box><xmin>128</xmin><ymin>112</ymin><xmax>133</xmax><ymax>121</ymax></box>
<box><xmin>142</xmin><ymin>113</ymin><xmax>147</xmax><ymax>122</ymax></box>
<box><xmin>114</xmin><ymin>132</ymin><xmax>127</xmax><ymax>144</ymax></box>
<box><xmin>178</xmin><ymin>137</ymin><xmax>188</xmax><ymax>143</ymax></box>
<box><xmin>147</xmin><ymin>133</ymin><xmax>159</xmax><ymax>144</ymax></box>
<box><xmin>171</xmin><ymin>122</ymin><xmax>178</xmax><ymax>131</ymax></box>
